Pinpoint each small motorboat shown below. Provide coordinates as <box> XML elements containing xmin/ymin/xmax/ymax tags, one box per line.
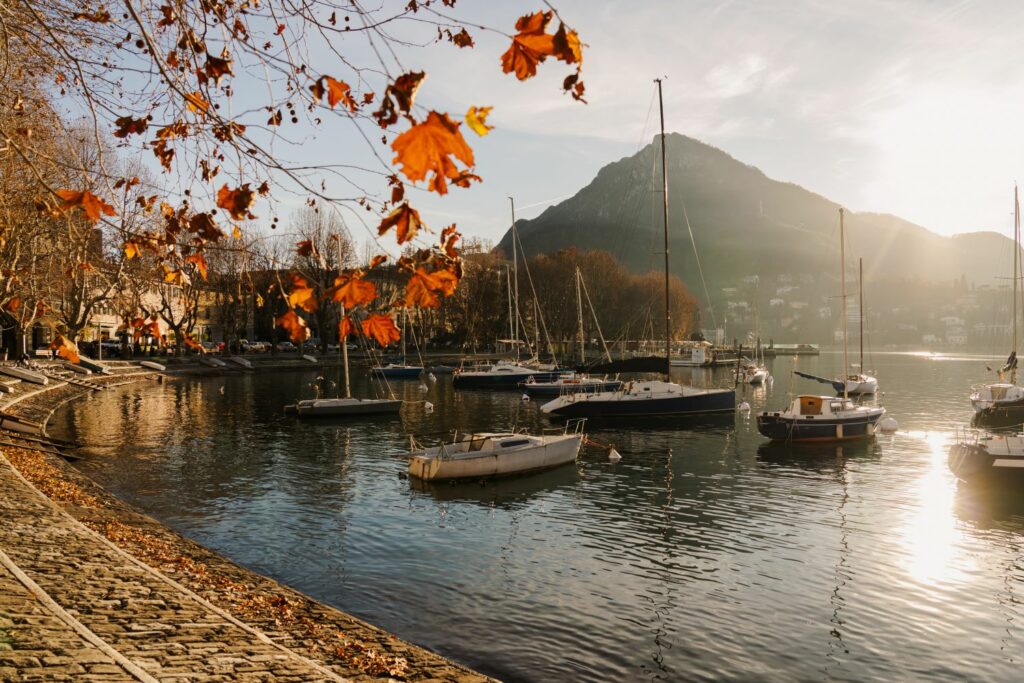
<box><xmin>970</xmin><ymin>382</ymin><xmax>1024</xmax><ymax>415</ymax></box>
<box><xmin>756</xmin><ymin>395</ymin><xmax>885</xmax><ymax>442</ymax></box>
<box><xmin>286</xmin><ymin>397</ymin><xmax>402</xmax><ymax>417</ymax></box>
<box><xmin>735</xmin><ymin>361</ymin><xmax>769</xmax><ymax>385</ymax></box>
<box><xmin>407</xmin><ymin>420</ymin><xmax>586</xmax><ymax>481</ymax></box>
<box><xmin>519</xmin><ymin>373</ymin><xmax>622</xmax><ymax>397</ymax></box>
<box><xmin>370</xmin><ymin>363</ymin><xmax>423</xmax><ymax>379</ymax></box>
<box><xmin>949</xmin><ymin>428</ymin><xmax>1024</xmax><ymax>482</ymax></box>
<box><xmin>425</xmin><ymin>364</ymin><xmax>457</xmax><ymax>374</ymax></box>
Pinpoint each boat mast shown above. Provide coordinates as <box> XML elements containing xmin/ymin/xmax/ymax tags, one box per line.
<box><xmin>506</xmin><ymin>265</ymin><xmax>514</xmax><ymax>348</ymax></box>
<box><xmin>839</xmin><ymin>208</ymin><xmax>849</xmax><ymax>400</ymax></box>
<box><xmin>400</xmin><ymin>307</ymin><xmax>406</xmax><ymax>363</ymax></box>
<box><xmin>1015</xmin><ymin>184</ymin><xmax>1020</xmax><ymax>384</ymax></box>
<box><xmin>576</xmin><ymin>267</ymin><xmax>585</xmax><ymax>365</ymax></box>
<box><xmin>656</xmin><ymin>78</ymin><xmax>671</xmax><ymax>377</ymax></box>
<box><xmin>337</xmin><ymin>238</ymin><xmax>351</xmax><ymax>399</ymax></box>
<box><xmin>858</xmin><ymin>257</ymin><xmax>864</xmax><ymax>374</ymax></box>
<box><xmin>509</xmin><ymin>196</ymin><xmax>520</xmax><ymax>362</ymax></box>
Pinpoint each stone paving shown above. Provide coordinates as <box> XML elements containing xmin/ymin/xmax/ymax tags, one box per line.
<box><xmin>0</xmin><ymin>451</ymin><xmax>348</xmax><ymax>683</ymax></box>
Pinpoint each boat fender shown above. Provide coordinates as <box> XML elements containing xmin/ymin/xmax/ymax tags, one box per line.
<box><xmin>738</xmin><ymin>401</ymin><xmax>751</xmax><ymax>413</ymax></box>
<box><xmin>521</xmin><ymin>394</ymin><xmax>530</xmax><ymax>401</ymax></box>
<box><xmin>879</xmin><ymin>416</ymin><xmax>898</xmax><ymax>433</ymax></box>
<box><xmin>428</xmin><ymin>373</ymin><xmax>437</xmax><ymax>382</ymax></box>
<box><xmin>419</xmin><ymin>383</ymin><xmax>428</xmax><ymax>392</ymax></box>
<box><xmin>608</xmin><ymin>448</ymin><xmax>622</xmax><ymax>462</ymax></box>
<box><xmin>425</xmin><ymin>401</ymin><xmax>434</xmax><ymax>413</ymax></box>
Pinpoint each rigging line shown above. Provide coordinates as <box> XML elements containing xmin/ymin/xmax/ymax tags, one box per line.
<box><xmin>513</xmin><ymin>226</ymin><xmax>558</xmax><ymax>364</ymax></box>
<box><xmin>578</xmin><ymin>271</ymin><xmax>613</xmax><ymax>363</ymax></box>
<box><xmin>679</xmin><ymin>199</ymin><xmax>718</xmax><ymax>330</ymax></box>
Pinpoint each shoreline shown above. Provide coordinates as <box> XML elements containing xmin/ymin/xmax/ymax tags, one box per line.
<box><xmin>0</xmin><ymin>364</ymin><xmax>493</xmax><ymax>682</ymax></box>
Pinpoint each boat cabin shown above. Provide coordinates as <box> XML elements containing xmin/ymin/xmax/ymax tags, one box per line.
<box><xmin>793</xmin><ymin>395</ymin><xmax>855</xmax><ymax>416</ymax></box>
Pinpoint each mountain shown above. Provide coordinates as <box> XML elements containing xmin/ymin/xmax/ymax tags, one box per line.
<box><xmin>496</xmin><ymin>134</ymin><xmax>1015</xmax><ymax>295</ymax></box>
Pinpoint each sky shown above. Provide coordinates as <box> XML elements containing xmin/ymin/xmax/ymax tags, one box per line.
<box><xmin>81</xmin><ymin>1</ymin><xmax>1024</xmax><ymax>254</ymax></box>
<box><xmin>388</xmin><ymin>0</ymin><xmax>1024</xmax><ymax>246</ymax></box>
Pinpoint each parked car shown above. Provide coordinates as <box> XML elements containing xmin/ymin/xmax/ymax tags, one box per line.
<box><xmin>275</xmin><ymin>341</ymin><xmax>296</xmax><ymax>352</ymax></box>
<box><xmin>241</xmin><ymin>340</ymin><xmax>270</xmax><ymax>353</ymax></box>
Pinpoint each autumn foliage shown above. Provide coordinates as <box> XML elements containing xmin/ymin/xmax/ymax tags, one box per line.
<box><xmin>0</xmin><ymin>2</ymin><xmax>585</xmax><ymax>356</ymax></box>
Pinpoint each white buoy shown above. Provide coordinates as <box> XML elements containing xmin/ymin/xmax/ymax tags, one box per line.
<box><xmin>219</xmin><ymin>385</ymin><xmax>225</xmax><ymax>395</ymax></box>
<box><xmin>879</xmin><ymin>416</ymin><xmax>898</xmax><ymax>433</ymax></box>
<box><xmin>428</xmin><ymin>373</ymin><xmax>437</xmax><ymax>382</ymax></box>
<box><xmin>418</xmin><ymin>383</ymin><xmax>428</xmax><ymax>392</ymax></box>
<box><xmin>738</xmin><ymin>401</ymin><xmax>751</xmax><ymax>413</ymax></box>
<box><xmin>608</xmin><ymin>448</ymin><xmax>622</xmax><ymax>462</ymax></box>
<box><xmin>521</xmin><ymin>394</ymin><xmax>530</xmax><ymax>401</ymax></box>
<box><xmin>424</xmin><ymin>401</ymin><xmax>434</xmax><ymax>413</ymax></box>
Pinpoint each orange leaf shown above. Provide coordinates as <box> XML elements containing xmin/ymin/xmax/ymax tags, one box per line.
<box><xmin>328</xmin><ymin>273</ymin><xmax>376</xmax><ymax>308</ymax></box>
<box><xmin>338</xmin><ymin>316</ymin><xmax>355</xmax><ymax>339</ymax></box>
<box><xmin>276</xmin><ymin>309</ymin><xmax>310</xmax><ymax>344</ymax></box>
<box><xmin>451</xmin><ymin>28</ymin><xmax>474</xmax><ymax>48</ymax></box>
<box><xmin>369</xmin><ymin>254</ymin><xmax>388</xmax><ymax>269</ymax></box>
<box><xmin>185</xmin><ymin>91</ymin><xmax>210</xmax><ymax>116</ymax></box>
<box><xmin>184</xmin><ymin>335</ymin><xmax>205</xmax><ymax>352</ymax></box>
<box><xmin>185</xmin><ymin>253</ymin><xmax>208</xmax><ymax>280</ymax></box>
<box><xmin>440</xmin><ymin>224</ymin><xmax>460</xmax><ymax>257</ymax></box>
<box><xmin>48</xmin><ymin>334</ymin><xmax>80</xmax><ymax>364</ymax></box>
<box><xmin>55</xmin><ymin>189</ymin><xmax>117</xmax><ymax>223</ymax></box>
<box><xmin>373</xmin><ymin>71</ymin><xmax>426</xmax><ymax>128</ymax></box>
<box><xmin>216</xmin><ymin>183</ymin><xmax>256</xmax><ymax>220</ymax></box>
<box><xmin>296</xmin><ymin>240</ymin><xmax>316</xmax><ymax>257</ymax></box>
<box><xmin>361</xmin><ymin>314</ymin><xmax>401</xmax><ymax>347</ymax></box>
<box><xmin>3</xmin><ymin>296</ymin><xmax>21</xmax><ymax>314</ymax></box>
<box><xmin>378</xmin><ymin>202</ymin><xmax>424</xmax><ymax>244</ymax></box>
<box><xmin>391</xmin><ymin>111</ymin><xmax>475</xmax><ymax>195</ymax></box>
<box><xmin>287</xmin><ymin>274</ymin><xmax>318</xmax><ymax>313</ymax></box>
<box><xmin>465</xmin><ymin>106</ymin><xmax>493</xmax><ymax>136</ymax></box>
<box><xmin>553</xmin><ymin>24</ymin><xmax>583</xmax><ymax>65</ymax></box>
<box><xmin>326</xmin><ymin>77</ymin><xmax>357</xmax><ymax>112</ymax></box>
<box><xmin>501</xmin><ymin>11</ymin><xmax>555</xmax><ymax>80</ymax></box>
<box><xmin>405</xmin><ymin>266</ymin><xmax>460</xmax><ymax>308</ymax></box>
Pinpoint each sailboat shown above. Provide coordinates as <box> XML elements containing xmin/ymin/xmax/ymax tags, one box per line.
<box><xmin>756</xmin><ymin>209</ymin><xmax>885</xmax><ymax>442</ymax></box>
<box><xmin>370</xmin><ymin>308</ymin><xmax>423</xmax><ymax>379</ymax></box>
<box><xmin>521</xmin><ymin>267</ymin><xmax>622</xmax><ymax>397</ymax></box>
<box><xmin>287</xmin><ymin>290</ymin><xmax>402</xmax><ymax>416</ymax></box>
<box><xmin>454</xmin><ymin>198</ymin><xmax>564</xmax><ymax>389</ymax></box>
<box><xmin>540</xmin><ymin>79</ymin><xmax>735</xmax><ymax>418</ymax></box>
<box><xmin>792</xmin><ymin>257</ymin><xmax>876</xmax><ymax>396</ymax></box>
<box><xmin>970</xmin><ymin>185</ymin><xmax>1024</xmax><ymax>421</ymax></box>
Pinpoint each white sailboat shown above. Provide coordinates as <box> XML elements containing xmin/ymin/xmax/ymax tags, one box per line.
<box><xmin>970</xmin><ymin>185</ymin><xmax>1024</xmax><ymax>420</ymax></box>
<box><xmin>844</xmin><ymin>257</ymin><xmax>878</xmax><ymax>395</ymax></box>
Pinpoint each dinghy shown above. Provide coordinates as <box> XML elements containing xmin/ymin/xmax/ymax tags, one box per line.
<box><xmin>407</xmin><ymin>420</ymin><xmax>586</xmax><ymax>481</ymax></box>
<box><xmin>289</xmin><ymin>397</ymin><xmax>401</xmax><ymax>417</ymax></box>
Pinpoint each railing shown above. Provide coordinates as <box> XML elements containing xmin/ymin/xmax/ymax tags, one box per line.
<box><xmin>953</xmin><ymin>425</ymin><xmax>982</xmax><ymax>446</ymax></box>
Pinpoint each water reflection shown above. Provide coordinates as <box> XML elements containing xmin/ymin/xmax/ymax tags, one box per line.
<box><xmin>48</xmin><ymin>352</ymin><xmax>1024</xmax><ymax>681</ymax></box>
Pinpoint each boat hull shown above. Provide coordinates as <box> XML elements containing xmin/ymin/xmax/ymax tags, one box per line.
<box><xmin>948</xmin><ymin>441</ymin><xmax>1024</xmax><ymax>483</ymax></box>
<box><xmin>543</xmin><ymin>389</ymin><xmax>736</xmax><ymax>418</ymax></box>
<box><xmin>453</xmin><ymin>371</ymin><xmax>563</xmax><ymax>389</ymax></box>
<box><xmin>408</xmin><ymin>435</ymin><xmax>582</xmax><ymax>481</ymax></box>
<box><xmin>756</xmin><ymin>412</ymin><xmax>883</xmax><ymax>442</ymax></box>
<box><xmin>294</xmin><ymin>398</ymin><xmax>402</xmax><ymax>417</ymax></box>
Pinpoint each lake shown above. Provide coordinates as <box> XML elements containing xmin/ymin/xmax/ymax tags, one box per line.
<box><xmin>50</xmin><ymin>352</ymin><xmax>1024</xmax><ymax>682</ymax></box>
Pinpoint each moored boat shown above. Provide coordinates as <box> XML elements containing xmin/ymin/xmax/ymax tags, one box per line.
<box><xmin>452</xmin><ymin>360</ymin><xmax>563</xmax><ymax>389</ymax></box>
<box><xmin>949</xmin><ymin>428</ymin><xmax>1024</xmax><ymax>482</ymax></box>
<box><xmin>370</xmin><ymin>363</ymin><xmax>423</xmax><ymax>379</ymax></box>
<box><xmin>520</xmin><ymin>373</ymin><xmax>622</xmax><ymax>397</ymax></box>
<box><xmin>288</xmin><ymin>397</ymin><xmax>402</xmax><ymax>417</ymax></box>
<box><xmin>407</xmin><ymin>420</ymin><xmax>586</xmax><ymax>481</ymax></box>
<box><xmin>757</xmin><ymin>395</ymin><xmax>885</xmax><ymax>442</ymax></box>
<box><xmin>541</xmin><ymin>379</ymin><xmax>735</xmax><ymax>418</ymax></box>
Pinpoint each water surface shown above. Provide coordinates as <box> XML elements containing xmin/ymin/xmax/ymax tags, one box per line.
<box><xmin>51</xmin><ymin>353</ymin><xmax>1024</xmax><ymax>681</ymax></box>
